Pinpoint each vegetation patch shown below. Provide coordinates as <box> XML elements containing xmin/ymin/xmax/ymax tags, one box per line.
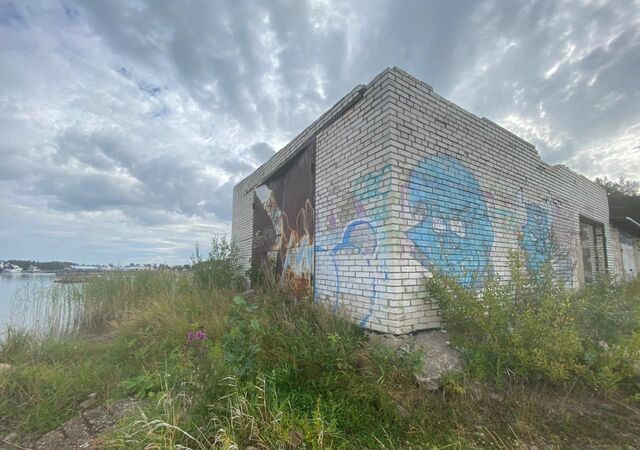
<box><xmin>427</xmin><ymin>251</ymin><xmax>640</xmax><ymax>396</ymax></box>
<box><xmin>1</xmin><ymin>240</ymin><xmax>640</xmax><ymax>449</ymax></box>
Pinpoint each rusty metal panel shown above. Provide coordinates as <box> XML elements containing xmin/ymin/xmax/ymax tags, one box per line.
<box><xmin>252</xmin><ymin>143</ymin><xmax>315</xmax><ymax>297</ymax></box>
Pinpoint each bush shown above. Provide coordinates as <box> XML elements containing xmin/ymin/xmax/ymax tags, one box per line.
<box><xmin>428</xmin><ymin>251</ymin><xmax>640</xmax><ymax>391</ymax></box>
<box><xmin>191</xmin><ymin>236</ymin><xmax>247</xmax><ymax>292</ymax></box>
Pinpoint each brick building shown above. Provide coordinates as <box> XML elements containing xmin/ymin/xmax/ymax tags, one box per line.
<box><xmin>232</xmin><ymin>67</ymin><xmax>619</xmax><ymax>335</ymax></box>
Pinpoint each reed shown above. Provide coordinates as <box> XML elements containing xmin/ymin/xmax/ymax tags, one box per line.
<box><xmin>8</xmin><ymin>270</ymin><xmax>191</xmax><ymax>339</ymax></box>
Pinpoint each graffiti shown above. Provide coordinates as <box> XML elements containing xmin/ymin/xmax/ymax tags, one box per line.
<box><xmin>316</xmin><ymin>219</ymin><xmax>389</xmax><ymax>327</ymax></box>
<box><xmin>353</xmin><ymin>164</ymin><xmax>392</xmax><ymax>222</ymax></box>
<box><xmin>281</xmin><ymin>200</ymin><xmax>315</xmax><ymax>296</ymax></box>
<box><xmin>405</xmin><ymin>155</ymin><xmax>493</xmax><ymax>286</ymax></box>
<box><xmin>252</xmin><ymin>145</ymin><xmax>315</xmax><ymax>298</ymax></box>
<box><xmin>521</xmin><ymin>203</ymin><xmax>552</xmax><ymax>272</ymax></box>
<box><xmin>483</xmin><ymin>185</ymin><xmax>526</xmax><ymax>238</ymax></box>
<box><xmin>317</xmin><ymin>164</ymin><xmax>393</xmax><ymax>327</ymax></box>
<box><xmin>253</xmin><ymin>228</ymin><xmax>277</xmax><ymax>253</ymax></box>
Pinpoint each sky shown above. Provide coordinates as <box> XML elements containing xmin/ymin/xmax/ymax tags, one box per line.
<box><xmin>0</xmin><ymin>0</ymin><xmax>639</xmax><ymax>265</ymax></box>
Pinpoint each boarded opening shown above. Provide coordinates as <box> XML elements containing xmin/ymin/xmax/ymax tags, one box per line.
<box><xmin>579</xmin><ymin>217</ymin><xmax>607</xmax><ymax>283</ymax></box>
<box><xmin>251</xmin><ymin>142</ymin><xmax>315</xmax><ymax>297</ymax></box>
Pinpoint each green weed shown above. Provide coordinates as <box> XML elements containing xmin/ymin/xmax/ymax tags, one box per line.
<box><xmin>428</xmin><ymin>251</ymin><xmax>640</xmax><ymax>393</ymax></box>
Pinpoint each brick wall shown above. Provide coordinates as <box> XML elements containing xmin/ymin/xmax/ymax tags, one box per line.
<box><xmin>384</xmin><ymin>68</ymin><xmax>611</xmax><ymax>332</ymax></box>
<box><xmin>314</xmin><ymin>70</ymin><xmax>398</xmax><ymax>333</ymax></box>
<box><xmin>232</xmin><ymin>67</ymin><xmax>613</xmax><ymax>335</ymax></box>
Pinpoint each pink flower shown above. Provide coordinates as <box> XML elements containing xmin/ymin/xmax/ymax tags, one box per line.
<box><xmin>195</xmin><ymin>330</ymin><xmax>207</xmax><ymax>340</ymax></box>
<box><xmin>187</xmin><ymin>329</ymin><xmax>207</xmax><ymax>345</ymax></box>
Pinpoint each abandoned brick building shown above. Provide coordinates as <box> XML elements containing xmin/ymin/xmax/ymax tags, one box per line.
<box><xmin>232</xmin><ymin>67</ymin><xmax>640</xmax><ymax>335</ymax></box>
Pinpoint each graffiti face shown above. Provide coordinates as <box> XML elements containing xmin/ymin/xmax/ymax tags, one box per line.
<box><xmin>405</xmin><ymin>155</ymin><xmax>494</xmax><ymax>285</ymax></box>
<box><xmin>522</xmin><ymin>203</ymin><xmax>551</xmax><ymax>272</ymax></box>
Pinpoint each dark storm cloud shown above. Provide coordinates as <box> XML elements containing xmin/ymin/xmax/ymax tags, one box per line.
<box><xmin>1</xmin><ymin>0</ymin><xmax>638</xmax><ymax>263</ymax></box>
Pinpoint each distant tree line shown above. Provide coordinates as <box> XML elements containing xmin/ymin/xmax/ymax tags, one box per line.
<box><xmin>6</xmin><ymin>260</ymin><xmax>75</xmax><ymax>271</ymax></box>
<box><xmin>594</xmin><ymin>176</ymin><xmax>640</xmax><ymax>223</ymax></box>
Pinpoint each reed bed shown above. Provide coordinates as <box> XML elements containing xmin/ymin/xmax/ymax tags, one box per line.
<box><xmin>8</xmin><ymin>270</ymin><xmax>191</xmax><ymax>339</ymax></box>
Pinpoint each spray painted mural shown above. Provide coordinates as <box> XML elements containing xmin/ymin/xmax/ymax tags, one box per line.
<box><xmin>316</xmin><ymin>153</ymin><xmax>574</xmax><ymax>328</ymax></box>
<box><xmin>400</xmin><ymin>153</ymin><xmax>576</xmax><ymax>286</ymax></box>
<box><xmin>256</xmin><ymin>145</ymin><xmax>582</xmax><ymax>328</ymax></box>
<box><xmin>316</xmin><ymin>164</ymin><xmax>391</xmax><ymax>327</ymax></box>
<box><xmin>316</xmin><ymin>219</ymin><xmax>389</xmax><ymax>327</ymax></box>
<box><xmin>252</xmin><ymin>145</ymin><xmax>315</xmax><ymax>298</ymax></box>
<box><xmin>405</xmin><ymin>155</ymin><xmax>494</xmax><ymax>286</ymax></box>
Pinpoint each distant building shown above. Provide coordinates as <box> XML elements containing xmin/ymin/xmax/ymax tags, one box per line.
<box><xmin>233</xmin><ymin>67</ymin><xmax>632</xmax><ymax>334</ymax></box>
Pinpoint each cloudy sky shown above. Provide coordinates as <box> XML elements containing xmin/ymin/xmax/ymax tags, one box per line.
<box><xmin>1</xmin><ymin>0</ymin><xmax>639</xmax><ymax>264</ymax></box>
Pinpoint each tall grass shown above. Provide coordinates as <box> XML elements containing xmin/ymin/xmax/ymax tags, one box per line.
<box><xmin>2</xmin><ymin>241</ymin><xmax>640</xmax><ymax>448</ymax></box>
<box><xmin>10</xmin><ymin>280</ymin><xmax>83</xmax><ymax>338</ymax></box>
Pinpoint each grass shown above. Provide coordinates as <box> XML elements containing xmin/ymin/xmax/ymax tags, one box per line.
<box><xmin>1</xmin><ymin>262</ymin><xmax>639</xmax><ymax>448</ymax></box>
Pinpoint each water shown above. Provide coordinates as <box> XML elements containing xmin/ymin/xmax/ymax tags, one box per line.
<box><xmin>0</xmin><ymin>272</ymin><xmax>57</xmax><ymax>335</ymax></box>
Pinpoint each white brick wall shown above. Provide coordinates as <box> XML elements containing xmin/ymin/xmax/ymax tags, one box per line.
<box><xmin>385</xmin><ymin>67</ymin><xmax>611</xmax><ymax>332</ymax></box>
<box><xmin>232</xmin><ymin>67</ymin><xmax>613</xmax><ymax>335</ymax></box>
<box><xmin>314</xmin><ymin>69</ymin><xmax>397</xmax><ymax>333</ymax></box>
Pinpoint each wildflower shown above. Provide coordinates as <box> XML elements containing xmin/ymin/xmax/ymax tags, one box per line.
<box><xmin>187</xmin><ymin>329</ymin><xmax>207</xmax><ymax>344</ymax></box>
<box><xmin>195</xmin><ymin>329</ymin><xmax>207</xmax><ymax>340</ymax></box>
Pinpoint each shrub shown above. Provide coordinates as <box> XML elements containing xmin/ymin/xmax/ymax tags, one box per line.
<box><xmin>191</xmin><ymin>236</ymin><xmax>247</xmax><ymax>292</ymax></box>
<box><xmin>428</xmin><ymin>251</ymin><xmax>640</xmax><ymax>391</ymax></box>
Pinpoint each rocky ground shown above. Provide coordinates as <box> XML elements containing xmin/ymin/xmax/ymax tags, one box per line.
<box><xmin>368</xmin><ymin>328</ymin><xmax>465</xmax><ymax>389</ymax></box>
<box><xmin>1</xmin><ymin>396</ymin><xmax>138</xmax><ymax>450</ymax></box>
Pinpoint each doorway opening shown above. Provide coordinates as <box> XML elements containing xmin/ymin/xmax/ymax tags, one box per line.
<box><xmin>579</xmin><ymin>217</ymin><xmax>608</xmax><ymax>283</ymax></box>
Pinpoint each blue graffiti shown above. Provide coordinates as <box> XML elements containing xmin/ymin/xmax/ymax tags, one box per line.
<box><xmin>316</xmin><ymin>219</ymin><xmax>388</xmax><ymax>327</ymax></box>
<box><xmin>522</xmin><ymin>203</ymin><xmax>551</xmax><ymax>271</ymax></box>
<box><xmin>405</xmin><ymin>155</ymin><xmax>494</xmax><ymax>286</ymax></box>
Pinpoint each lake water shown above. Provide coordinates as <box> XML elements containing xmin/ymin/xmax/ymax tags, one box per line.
<box><xmin>0</xmin><ymin>272</ymin><xmax>57</xmax><ymax>335</ymax></box>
